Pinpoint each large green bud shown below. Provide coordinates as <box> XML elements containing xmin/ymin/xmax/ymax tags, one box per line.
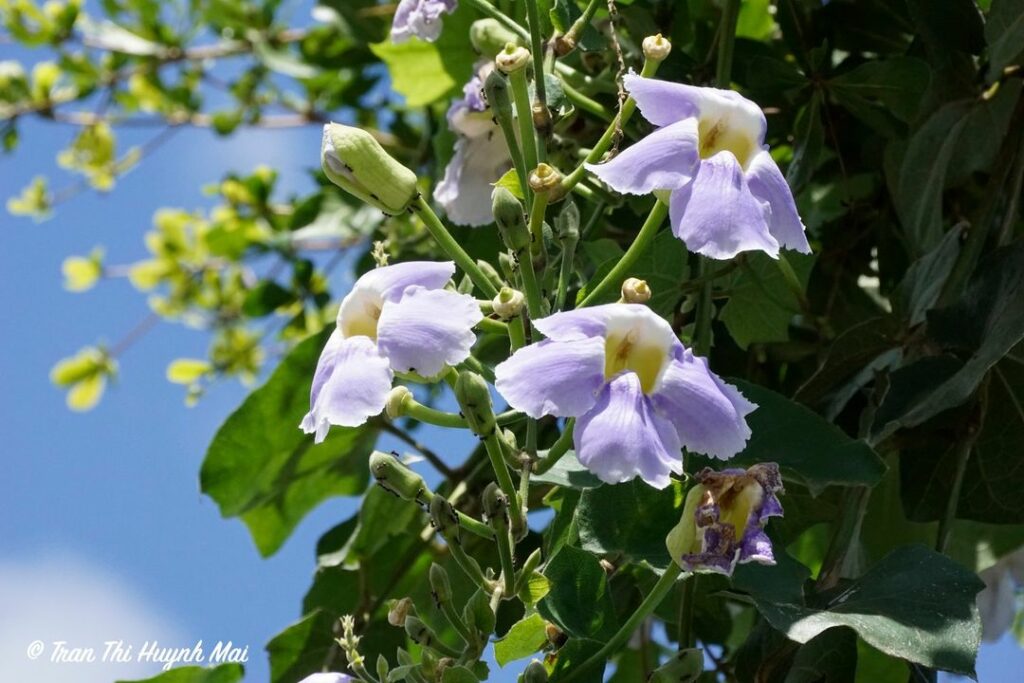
<box><xmin>492</xmin><ymin>187</ymin><xmax>531</xmax><ymax>253</ymax></box>
<box><xmin>321</xmin><ymin>123</ymin><xmax>418</xmax><ymax>214</ymax></box>
<box><xmin>369</xmin><ymin>450</ymin><xmax>427</xmax><ymax>502</ymax></box>
<box><xmin>470</xmin><ymin>19</ymin><xmax>524</xmax><ymax>58</ymax></box>
<box><xmin>454</xmin><ymin>370</ymin><xmax>497</xmax><ymax>437</ymax></box>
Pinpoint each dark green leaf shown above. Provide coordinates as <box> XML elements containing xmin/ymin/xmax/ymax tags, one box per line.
<box><xmin>540</xmin><ymin>545</ymin><xmax>619</xmax><ymax>640</ymax></box>
<box><xmin>201</xmin><ymin>329</ymin><xmax>378</xmax><ymax>556</ymax></box>
<box><xmin>725</xmin><ymin>381</ymin><xmax>887</xmax><ymax>495</ymax></box>
<box><xmin>548</xmin><ymin>638</ymin><xmax>605</xmax><ymax>683</ymax></box>
<box><xmin>783</xmin><ymin>627</ymin><xmax>856</xmax><ymax>683</ymax></box>
<box><xmin>575</xmin><ymin>480</ymin><xmax>681</xmax><ymax>568</ymax></box>
<box><xmin>985</xmin><ymin>0</ymin><xmax>1024</xmax><ymax>79</ymax></box>
<box><xmin>266</xmin><ymin>610</ymin><xmax>337</xmax><ymax>683</ymax></box>
<box><xmin>719</xmin><ymin>252</ymin><xmax>814</xmax><ymax>349</ymax></box>
<box><xmin>752</xmin><ymin>545</ymin><xmax>984</xmax><ymax>676</ymax></box>
<box><xmin>242</xmin><ymin>280</ymin><xmax>295</xmax><ymax>317</ymax></box>
<box><xmin>786</xmin><ymin>92</ymin><xmax>824</xmax><ymax>190</ymax></box>
<box><xmin>891</xmin><ymin>225</ymin><xmax>962</xmax><ymax>326</ymax></box>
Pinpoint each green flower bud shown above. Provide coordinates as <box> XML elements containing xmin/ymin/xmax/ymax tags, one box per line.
<box><xmin>492</xmin><ymin>287</ymin><xmax>525</xmax><ymax>320</ymax></box>
<box><xmin>470</xmin><ymin>19</ymin><xmax>523</xmax><ymax>58</ymax></box>
<box><xmin>370</xmin><ymin>450</ymin><xmax>427</xmax><ymax>502</ymax></box>
<box><xmin>555</xmin><ymin>199</ymin><xmax>580</xmax><ymax>245</ymax></box>
<box><xmin>483</xmin><ymin>70</ymin><xmax>514</xmax><ymax>123</ymax></box>
<box><xmin>388</xmin><ymin>597</ymin><xmax>414</xmax><ymax>627</ymax></box>
<box><xmin>648</xmin><ymin>648</ymin><xmax>703</xmax><ymax>683</ymax></box>
<box><xmin>321</xmin><ymin>123</ymin><xmax>418</xmax><ymax>215</ymax></box>
<box><xmin>498</xmin><ymin>251</ymin><xmax>517</xmax><ymax>282</ymax></box>
<box><xmin>429</xmin><ymin>494</ymin><xmax>461</xmax><ymax>541</ymax></box>
<box><xmin>404</xmin><ymin>616</ymin><xmax>432</xmax><ymax>646</ymax></box>
<box><xmin>642</xmin><ymin>34</ymin><xmax>673</xmax><ymax>63</ymax></box>
<box><xmin>454</xmin><ymin>370</ymin><xmax>496</xmax><ymax>437</ymax></box>
<box><xmin>376</xmin><ymin>654</ymin><xmax>389</xmax><ymax>683</ymax></box>
<box><xmin>492</xmin><ymin>186</ymin><xmax>531</xmax><ymax>253</ymax></box>
<box><xmin>519</xmin><ymin>660</ymin><xmax>549</xmax><ymax>683</ymax></box>
<box><xmin>385</xmin><ymin>385</ymin><xmax>412</xmax><ymax>419</ymax></box>
<box><xmin>620</xmin><ymin>277</ymin><xmax>652</xmax><ymax>304</ymax></box>
<box><xmin>477</xmin><ymin>258</ymin><xmax>505</xmax><ymax>290</ymax></box>
<box><xmin>482</xmin><ymin>482</ymin><xmax>509</xmax><ymax>528</ymax></box>
<box><xmin>429</xmin><ymin>563</ymin><xmax>453</xmax><ymax>605</ymax></box>
<box><xmin>495</xmin><ymin>43</ymin><xmax>531</xmax><ymax>74</ymax></box>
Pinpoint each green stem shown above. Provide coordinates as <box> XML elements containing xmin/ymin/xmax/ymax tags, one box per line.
<box><xmin>677</xmin><ymin>573</ymin><xmax>697</xmax><ymax>650</ymax></box>
<box><xmin>484</xmin><ymin>432</ymin><xmax>526</xmax><ymax>541</ymax></box>
<box><xmin>560</xmin><ymin>80</ymin><xmax>613</xmax><ymax>122</ymax></box>
<box><xmin>715</xmin><ymin>0</ymin><xmax>742</xmax><ymax>88</ymax></box>
<box><xmin>533</xmin><ymin>419</ymin><xmax>574</xmax><ymax>474</ymax></box>
<box><xmin>412</xmin><ymin>196</ymin><xmax>499</xmax><ymax>298</ymax></box>
<box><xmin>578</xmin><ymin>200</ymin><xmax>668</xmax><ymax>307</ymax></box>
<box><xmin>560</xmin><ymin>565</ymin><xmax>684</xmax><ymax>683</ymax></box>
<box><xmin>419</xmin><ymin>488</ymin><xmax>495</xmax><ymax>541</ymax></box>
<box><xmin>508</xmin><ymin>315</ymin><xmax>528</xmax><ymax>350</ymax></box>
<box><xmin>494</xmin><ymin>525</ymin><xmax>516</xmax><ymax>596</ymax></box>
<box><xmin>564</xmin><ymin>0</ymin><xmax>602</xmax><ymax>45</ymax></box>
<box><xmin>448</xmin><ymin>540</ymin><xmax>492</xmax><ymax>592</ymax></box>
<box><xmin>561</xmin><ymin>57</ymin><xmax>663</xmax><ymax>193</ymax></box>
<box><xmin>555</xmin><ymin>234</ymin><xmax>578</xmax><ymax>311</ymax></box>
<box><xmin>936</xmin><ymin>391</ymin><xmax>986</xmax><ymax>554</ymax></box>
<box><xmin>496</xmin><ymin>409</ymin><xmax>526</xmax><ymax>426</ymax></box>
<box><xmin>524</xmin><ymin>0</ymin><xmax>548</xmax><ymax>162</ymax></box>
<box><xmin>439</xmin><ymin>599</ymin><xmax>473</xmax><ymax>645</ymax></box>
<box><xmin>403</xmin><ymin>397</ymin><xmax>467</xmax><ymax>429</ymax></box>
<box><xmin>477</xmin><ymin>317</ymin><xmax>509</xmax><ymax>336</ymax></box>
<box><xmin>510</xmin><ymin>69</ymin><xmax>539</xmax><ymax>176</ymax></box>
<box><xmin>775</xmin><ymin>252</ymin><xmax>809</xmax><ymax>312</ymax></box>
<box><xmin>463</xmin><ymin>0</ymin><xmax>530</xmax><ymax>41</ymax></box>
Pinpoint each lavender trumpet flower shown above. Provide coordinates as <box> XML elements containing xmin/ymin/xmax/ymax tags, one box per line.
<box><xmin>587</xmin><ymin>74</ymin><xmax>811</xmax><ymax>260</ymax></box>
<box><xmin>391</xmin><ymin>0</ymin><xmax>457</xmax><ymax>43</ymax></box>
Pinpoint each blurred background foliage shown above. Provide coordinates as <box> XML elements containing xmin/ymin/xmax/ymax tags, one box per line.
<box><xmin>4</xmin><ymin>0</ymin><xmax>1024</xmax><ymax>682</ymax></box>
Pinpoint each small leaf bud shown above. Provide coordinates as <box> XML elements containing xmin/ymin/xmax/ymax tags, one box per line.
<box><xmin>429</xmin><ymin>563</ymin><xmax>453</xmax><ymax>605</ymax></box>
<box><xmin>482</xmin><ymin>482</ymin><xmax>509</xmax><ymax>527</ymax></box>
<box><xmin>528</xmin><ymin>163</ymin><xmax>564</xmax><ymax>197</ymax></box>
<box><xmin>492</xmin><ymin>186</ymin><xmax>531</xmax><ymax>253</ymax></box>
<box><xmin>642</xmin><ymin>34</ymin><xmax>673</xmax><ymax>63</ymax></box>
<box><xmin>492</xmin><ymin>287</ymin><xmax>525</xmax><ymax>320</ymax></box>
<box><xmin>495</xmin><ymin>43</ymin><xmax>531</xmax><ymax>74</ymax></box>
<box><xmin>429</xmin><ymin>494</ymin><xmax>461</xmax><ymax>541</ymax></box>
<box><xmin>620</xmin><ymin>277</ymin><xmax>652</xmax><ymax>304</ymax></box>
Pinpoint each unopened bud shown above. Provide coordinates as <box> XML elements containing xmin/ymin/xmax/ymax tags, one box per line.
<box><xmin>552</xmin><ymin>34</ymin><xmax>576</xmax><ymax>57</ymax></box>
<box><xmin>429</xmin><ymin>494</ymin><xmax>461</xmax><ymax>541</ymax></box>
<box><xmin>528</xmin><ymin>163</ymin><xmax>563</xmax><ymax>195</ymax></box>
<box><xmin>492</xmin><ymin>287</ymin><xmax>525</xmax><ymax>320</ymax></box>
<box><xmin>477</xmin><ymin>259</ymin><xmax>504</xmax><ymax>290</ymax></box>
<box><xmin>370</xmin><ymin>450</ymin><xmax>427</xmax><ymax>502</ymax></box>
<box><xmin>554</xmin><ymin>198</ymin><xmax>580</xmax><ymax>246</ymax></box>
<box><xmin>520</xmin><ymin>660</ymin><xmax>549</xmax><ymax>683</ymax></box>
<box><xmin>470</xmin><ymin>19</ymin><xmax>523</xmax><ymax>58</ymax></box>
<box><xmin>648</xmin><ymin>648</ymin><xmax>703</xmax><ymax>683</ymax></box>
<box><xmin>642</xmin><ymin>34</ymin><xmax>672</xmax><ymax>62</ymax></box>
<box><xmin>498</xmin><ymin>251</ymin><xmax>516</xmax><ymax>281</ymax></box>
<box><xmin>436</xmin><ymin>658</ymin><xmax>455</xmax><ymax>678</ymax></box>
<box><xmin>482</xmin><ymin>482</ymin><xmax>509</xmax><ymax>527</ymax></box>
<box><xmin>492</xmin><ymin>186</ymin><xmax>531</xmax><ymax>253</ymax></box>
<box><xmin>620</xmin><ymin>277</ymin><xmax>652</xmax><ymax>304</ymax></box>
<box><xmin>321</xmin><ymin>123</ymin><xmax>418</xmax><ymax>214</ymax></box>
<box><xmin>388</xmin><ymin>597</ymin><xmax>413</xmax><ymax>627</ymax></box>
<box><xmin>429</xmin><ymin>563</ymin><xmax>453</xmax><ymax>604</ymax></box>
<box><xmin>483</xmin><ymin>70</ymin><xmax>513</xmax><ymax>122</ymax></box>
<box><xmin>532</xmin><ymin>101</ymin><xmax>552</xmax><ymax>136</ymax></box>
<box><xmin>404</xmin><ymin>616</ymin><xmax>433</xmax><ymax>647</ymax></box>
<box><xmin>454</xmin><ymin>370</ymin><xmax>496</xmax><ymax>437</ymax></box>
<box><xmin>385</xmin><ymin>385</ymin><xmax>412</xmax><ymax>419</ymax></box>
<box><xmin>495</xmin><ymin>43</ymin><xmax>531</xmax><ymax>74</ymax></box>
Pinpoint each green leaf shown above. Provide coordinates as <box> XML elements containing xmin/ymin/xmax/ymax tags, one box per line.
<box><xmin>783</xmin><ymin>627</ymin><xmax>856</xmax><ymax>683</ymax></box>
<box><xmin>899</xmin><ymin>345</ymin><xmax>1024</xmax><ymax>523</ymax></box>
<box><xmin>116</xmin><ymin>664</ymin><xmax>244</xmax><ymax>683</ymax></box>
<box><xmin>576</xmin><ymin>229</ymin><xmax>689</xmax><ymax>317</ymax></box>
<box><xmin>854</xmin><ymin>640</ymin><xmax>907</xmax><ymax>683</ymax></box>
<box><xmin>494</xmin><ymin>613</ymin><xmax>548</xmax><ymax>666</ymax></box>
<box><xmin>720</xmin><ymin>252</ymin><xmax>814</xmax><ymax>349</ymax></box>
<box><xmin>732</xmin><ymin>550</ymin><xmax>811</xmax><ymax>606</ymax></box>
<box><xmin>891</xmin><ymin>225</ymin><xmax>962</xmax><ymax>327</ymax></box>
<box><xmin>317</xmin><ymin>485</ymin><xmax>423</xmax><ymax>568</ymax></box>
<box><xmin>752</xmin><ymin>545</ymin><xmax>984</xmax><ymax>676</ymax></box>
<box><xmin>547</xmin><ymin>638</ymin><xmax>605</xmax><ymax>683</ymax></box>
<box><xmin>242</xmin><ymin>280</ymin><xmax>295</xmax><ymax>317</ymax></box>
<box><xmin>830</xmin><ymin>57</ymin><xmax>930</xmax><ymax>134</ymax></box>
<box><xmin>723</xmin><ymin>380</ymin><xmax>887</xmax><ymax>495</ymax></box>
<box><xmin>874</xmin><ymin>240</ymin><xmax>1024</xmax><ymax>438</ymax></box>
<box><xmin>200</xmin><ymin>329</ymin><xmax>378</xmax><ymax>556</ymax></box>
<box><xmin>576</xmin><ymin>480</ymin><xmax>682</xmax><ymax>568</ymax></box>
<box><xmin>370</xmin><ymin>3</ymin><xmax>477</xmax><ymax>106</ymax></box>
<box><xmin>518</xmin><ymin>571</ymin><xmax>552</xmax><ymax>606</ymax></box>
<box><xmin>531</xmin><ymin>451</ymin><xmax>602</xmax><ymax>489</ymax></box>
<box><xmin>786</xmin><ymin>92</ymin><xmax>824</xmax><ymax>189</ymax></box>
<box><xmin>540</xmin><ymin>545</ymin><xmax>619</xmax><ymax>640</ymax></box>
<box><xmin>985</xmin><ymin>0</ymin><xmax>1024</xmax><ymax>79</ymax></box>
<box><xmin>266</xmin><ymin>610</ymin><xmax>337</xmax><ymax>683</ymax></box>
<box><xmin>441</xmin><ymin>666</ymin><xmax>480</xmax><ymax>683</ymax></box>
<box><xmin>493</xmin><ymin>168</ymin><xmax>525</xmax><ymax>200</ymax></box>
<box><xmin>893</xmin><ymin>100</ymin><xmax>972</xmax><ymax>255</ymax></box>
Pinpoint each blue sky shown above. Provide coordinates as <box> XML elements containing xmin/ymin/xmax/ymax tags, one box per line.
<box><xmin>2</xmin><ymin>18</ymin><xmax>1022</xmax><ymax>683</ymax></box>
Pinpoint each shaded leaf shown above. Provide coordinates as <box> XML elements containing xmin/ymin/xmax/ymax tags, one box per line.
<box><xmin>985</xmin><ymin>0</ymin><xmax>1024</xmax><ymax>80</ymax></box>
<box><xmin>540</xmin><ymin>545</ymin><xmax>619</xmax><ymax>640</ymax></box>
<box><xmin>531</xmin><ymin>451</ymin><xmax>603</xmax><ymax>490</ymax></box>
<box><xmin>720</xmin><ymin>252</ymin><xmax>814</xmax><ymax>349</ymax></box>
<box><xmin>576</xmin><ymin>480</ymin><xmax>681</xmax><ymax>568</ymax></box>
<box><xmin>116</xmin><ymin>664</ymin><xmax>244</xmax><ymax>683</ymax></box>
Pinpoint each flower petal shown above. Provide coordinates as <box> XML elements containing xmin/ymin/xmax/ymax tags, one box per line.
<box><xmin>376</xmin><ymin>286</ymin><xmax>482</xmax><ymax>377</ymax></box>
<box><xmin>356</xmin><ymin>261</ymin><xmax>456</xmax><ymax>301</ymax></box>
<box><xmin>585</xmin><ymin>119</ymin><xmax>699</xmax><ymax>195</ymax></box>
<box><xmin>494</xmin><ymin>338</ymin><xmax>606</xmax><ymax>418</ymax></box>
<box><xmin>624</xmin><ymin>75</ymin><xmax>767</xmax><ymax>142</ymax></box>
<box><xmin>747</xmin><ymin>150</ymin><xmax>811</xmax><ymax>254</ymax></box>
<box><xmin>435</xmin><ymin>132</ymin><xmax>510</xmax><ymax>227</ymax></box>
<box><xmin>651</xmin><ymin>350</ymin><xmax>755</xmax><ymax>459</ymax></box>
<box><xmin>574</xmin><ymin>373</ymin><xmax>682</xmax><ymax>489</ymax></box>
<box><xmin>300</xmin><ymin>334</ymin><xmax>393</xmax><ymax>441</ymax></box>
<box><xmin>391</xmin><ymin>0</ymin><xmax>457</xmax><ymax>43</ymax></box>
<box><xmin>669</xmin><ymin>152</ymin><xmax>780</xmax><ymax>260</ymax></box>
<box><xmin>533</xmin><ymin>303</ymin><xmax>637</xmax><ymax>341</ymax></box>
